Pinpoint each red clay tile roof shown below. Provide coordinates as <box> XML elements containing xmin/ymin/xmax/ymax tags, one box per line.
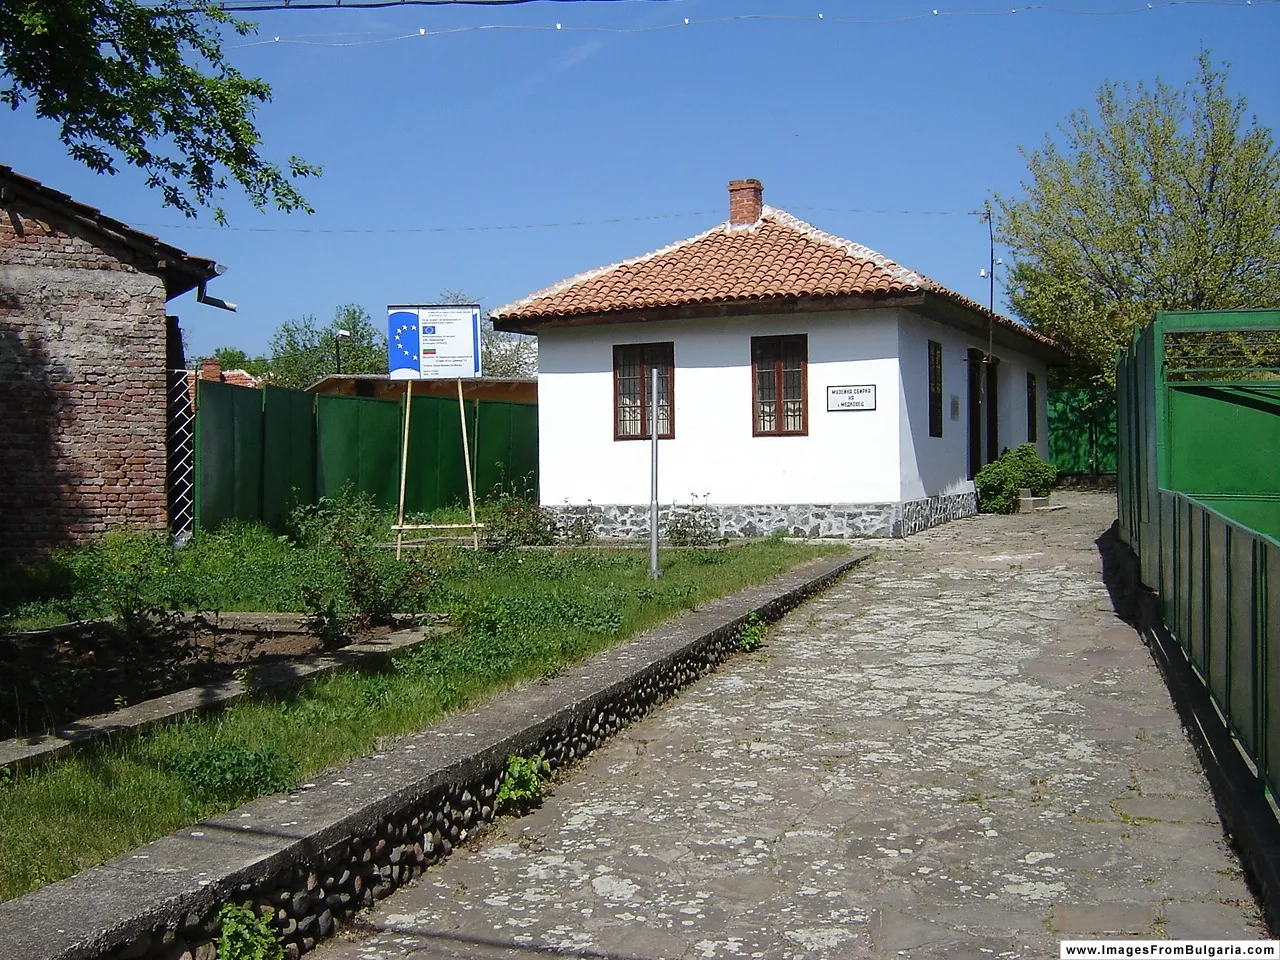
<box><xmin>492</xmin><ymin>206</ymin><xmax>1058</xmax><ymax>351</ymax></box>
<box><xmin>221</xmin><ymin>369</ymin><xmax>261</xmax><ymax>388</ymax></box>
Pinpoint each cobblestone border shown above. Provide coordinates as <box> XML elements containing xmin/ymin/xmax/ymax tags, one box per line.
<box><xmin>0</xmin><ymin>551</ymin><xmax>868</xmax><ymax>960</ymax></box>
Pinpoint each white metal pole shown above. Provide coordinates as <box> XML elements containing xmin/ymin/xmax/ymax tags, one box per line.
<box><xmin>649</xmin><ymin>365</ymin><xmax>660</xmax><ymax>580</ymax></box>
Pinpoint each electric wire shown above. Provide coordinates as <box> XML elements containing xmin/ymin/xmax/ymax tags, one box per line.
<box><xmin>208</xmin><ymin>1</ymin><xmax>1278</xmax><ymax>49</ymax></box>
<box><xmin>134</xmin><ymin>205</ymin><xmax>987</xmax><ymax>233</ymax></box>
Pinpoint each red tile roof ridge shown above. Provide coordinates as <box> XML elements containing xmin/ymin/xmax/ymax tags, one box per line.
<box><xmin>759</xmin><ymin>205</ymin><xmax>933</xmax><ymax>289</ymax></box>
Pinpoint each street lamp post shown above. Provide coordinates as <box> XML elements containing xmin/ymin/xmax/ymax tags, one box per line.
<box><xmin>335</xmin><ymin>328</ymin><xmax>351</xmax><ymax>374</ymax></box>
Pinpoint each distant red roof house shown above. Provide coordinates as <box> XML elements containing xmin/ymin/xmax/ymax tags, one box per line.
<box><xmin>186</xmin><ymin>357</ymin><xmax>260</xmax><ymax>407</ymax></box>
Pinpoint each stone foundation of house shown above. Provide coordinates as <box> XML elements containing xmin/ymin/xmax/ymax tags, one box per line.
<box><xmin>549</xmin><ymin>491</ymin><xmax>978</xmax><ymax>540</ymax></box>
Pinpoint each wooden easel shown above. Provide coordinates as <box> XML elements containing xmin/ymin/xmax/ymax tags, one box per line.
<box><xmin>393</xmin><ymin>377</ymin><xmax>482</xmax><ymax>557</ymax></box>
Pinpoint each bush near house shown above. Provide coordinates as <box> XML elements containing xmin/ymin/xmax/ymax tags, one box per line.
<box><xmin>974</xmin><ymin>444</ymin><xmax>1059</xmax><ymax>514</ymax></box>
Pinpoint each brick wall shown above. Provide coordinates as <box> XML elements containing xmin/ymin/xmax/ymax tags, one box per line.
<box><xmin>0</xmin><ymin>199</ymin><xmax>170</xmax><ymax>563</ymax></box>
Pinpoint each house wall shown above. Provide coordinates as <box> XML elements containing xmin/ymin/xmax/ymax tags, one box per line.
<box><xmin>0</xmin><ymin>200</ymin><xmax>170</xmax><ymax>562</ymax></box>
<box><xmin>537</xmin><ymin>309</ymin><xmax>905</xmax><ymax>511</ymax></box>
<box><xmin>896</xmin><ymin>312</ymin><xmax>1050</xmax><ymax>501</ymax></box>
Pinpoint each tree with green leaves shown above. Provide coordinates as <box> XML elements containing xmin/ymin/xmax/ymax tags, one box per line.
<box><xmin>995</xmin><ymin>53</ymin><xmax>1280</xmax><ymax>388</ymax></box>
<box><xmin>437</xmin><ymin>288</ymin><xmax>537</xmax><ymax>378</ymax></box>
<box><xmin>263</xmin><ymin>304</ymin><xmax>386</xmax><ymax>389</ymax></box>
<box><xmin>0</xmin><ymin>0</ymin><xmax>318</xmax><ymax>222</ymax></box>
<box><xmin>211</xmin><ymin>346</ymin><xmax>269</xmax><ymax>378</ymax></box>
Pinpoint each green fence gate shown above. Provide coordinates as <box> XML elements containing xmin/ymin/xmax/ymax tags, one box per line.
<box><xmin>1117</xmin><ymin>308</ymin><xmax>1280</xmax><ymax>798</ymax></box>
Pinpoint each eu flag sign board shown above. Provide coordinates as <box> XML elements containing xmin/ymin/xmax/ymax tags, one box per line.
<box><xmin>387</xmin><ymin>304</ymin><xmax>482</xmax><ymax>380</ymax></box>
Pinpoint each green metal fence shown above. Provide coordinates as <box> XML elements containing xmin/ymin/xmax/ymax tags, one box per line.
<box><xmin>1047</xmin><ymin>388</ymin><xmax>1117</xmax><ymax>475</ymax></box>
<box><xmin>195</xmin><ymin>381</ymin><xmax>538</xmax><ymax>530</ymax></box>
<box><xmin>1118</xmin><ymin>308</ymin><xmax>1280</xmax><ymax>796</ymax></box>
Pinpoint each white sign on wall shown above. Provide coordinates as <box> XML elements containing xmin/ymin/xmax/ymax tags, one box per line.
<box><xmin>387</xmin><ymin>304</ymin><xmax>483</xmax><ymax>380</ymax></box>
<box><xmin>827</xmin><ymin>384</ymin><xmax>876</xmax><ymax>412</ymax></box>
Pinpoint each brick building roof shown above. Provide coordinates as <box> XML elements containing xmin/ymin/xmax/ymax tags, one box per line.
<box><xmin>0</xmin><ymin>163</ymin><xmax>221</xmax><ymax>299</ymax></box>
<box><xmin>492</xmin><ymin>180</ymin><xmax>1061</xmax><ymax>360</ymax></box>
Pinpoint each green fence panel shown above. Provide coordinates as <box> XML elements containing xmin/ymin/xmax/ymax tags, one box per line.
<box><xmin>401</xmin><ymin>393</ymin><xmax>476</xmax><ymax>514</ymax></box>
<box><xmin>1189</xmin><ymin>505</ymin><xmax>1207</xmax><ymax>675</ymax></box>
<box><xmin>1206</xmin><ymin>513</ymin><xmax>1229</xmax><ymax>707</ymax></box>
<box><xmin>1266</xmin><ymin>542</ymin><xmax>1280</xmax><ymax>794</ymax></box>
<box><xmin>1159</xmin><ymin>491</ymin><xmax>1176</xmax><ymax>622</ymax></box>
<box><xmin>1167</xmin><ymin>384</ymin><xmax>1280</xmax><ymax>501</ymax></box>
<box><xmin>316</xmin><ymin>394</ymin><xmax>403</xmax><ymax>509</ymax></box>
<box><xmin>1194</xmin><ymin>496</ymin><xmax>1280</xmax><ymax>543</ymax></box>
<box><xmin>474</xmin><ymin>400</ymin><xmax>511</xmax><ymax>498</ymax></box>
<box><xmin>472</xmin><ymin>400</ymin><xmax>538</xmax><ymax>498</ymax></box>
<box><xmin>262</xmin><ymin>386</ymin><xmax>316</xmax><ymax>529</ymax></box>
<box><xmin>1047</xmin><ymin>389</ymin><xmax>1117</xmax><ymax>474</ymax></box>
<box><xmin>1228</xmin><ymin>530</ymin><xmax>1257</xmax><ymax>757</ymax></box>
<box><xmin>195</xmin><ymin>380</ymin><xmax>263</xmax><ymax>529</ymax></box>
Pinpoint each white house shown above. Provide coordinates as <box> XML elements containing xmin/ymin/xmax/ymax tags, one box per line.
<box><xmin>491</xmin><ymin>180</ymin><xmax>1065</xmax><ymax>538</ymax></box>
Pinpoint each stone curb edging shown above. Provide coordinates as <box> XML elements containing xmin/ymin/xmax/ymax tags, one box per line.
<box><xmin>0</xmin><ymin>624</ymin><xmax>450</xmax><ymax>775</ymax></box>
<box><xmin>0</xmin><ymin>550</ymin><xmax>867</xmax><ymax>960</ymax></box>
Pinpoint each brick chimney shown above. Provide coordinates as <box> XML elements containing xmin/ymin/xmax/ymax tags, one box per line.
<box><xmin>728</xmin><ymin>178</ymin><xmax>763</xmax><ymax>225</ymax></box>
<box><xmin>198</xmin><ymin>356</ymin><xmax>222</xmax><ymax>382</ymax></box>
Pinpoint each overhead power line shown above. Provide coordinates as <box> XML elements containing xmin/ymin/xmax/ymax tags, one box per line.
<box><xmin>206</xmin><ymin>0</ymin><xmax>1279</xmax><ymax>48</ymax></box>
<box><xmin>151</xmin><ymin>0</ymin><xmax>1277</xmax><ymax>19</ymax></box>
<box><xmin>135</xmin><ymin>205</ymin><xmax>984</xmax><ymax>234</ymax></box>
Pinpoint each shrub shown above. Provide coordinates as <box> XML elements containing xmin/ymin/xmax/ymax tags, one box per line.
<box><xmin>482</xmin><ymin>494</ymin><xmax>559</xmax><ymax>548</ymax></box>
<box><xmin>666</xmin><ymin>494</ymin><xmax>720</xmax><ymax>547</ymax></box>
<box><xmin>974</xmin><ymin>443</ymin><xmax>1059</xmax><ymax>514</ymax></box>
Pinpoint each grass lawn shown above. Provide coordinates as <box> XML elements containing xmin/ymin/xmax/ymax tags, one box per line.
<box><xmin>0</xmin><ymin>534</ymin><xmax>846</xmax><ymax>903</ymax></box>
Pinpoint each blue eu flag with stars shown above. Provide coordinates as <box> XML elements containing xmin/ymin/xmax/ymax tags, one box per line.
<box><xmin>388</xmin><ymin>310</ymin><xmax>419</xmax><ymax>377</ymax></box>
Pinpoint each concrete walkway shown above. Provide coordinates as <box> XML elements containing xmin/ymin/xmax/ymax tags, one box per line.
<box><xmin>317</xmin><ymin>492</ymin><xmax>1264</xmax><ymax>959</ymax></box>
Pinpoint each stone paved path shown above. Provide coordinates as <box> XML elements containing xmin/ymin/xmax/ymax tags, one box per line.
<box><xmin>317</xmin><ymin>492</ymin><xmax>1265</xmax><ymax>959</ymax></box>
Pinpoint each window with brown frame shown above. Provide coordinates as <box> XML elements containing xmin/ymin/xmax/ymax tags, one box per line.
<box><xmin>751</xmin><ymin>335</ymin><xmax>807</xmax><ymax>436</ymax></box>
<box><xmin>1027</xmin><ymin>372</ymin><xmax>1038</xmax><ymax>443</ymax></box>
<box><xmin>928</xmin><ymin>340</ymin><xmax>943</xmax><ymax>438</ymax></box>
<box><xmin>613</xmin><ymin>342</ymin><xmax>674</xmax><ymax>440</ymax></box>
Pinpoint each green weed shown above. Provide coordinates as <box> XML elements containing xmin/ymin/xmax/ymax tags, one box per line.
<box><xmin>738</xmin><ymin>612</ymin><xmax>766</xmax><ymax>652</ymax></box>
<box><xmin>217</xmin><ymin>903</ymin><xmax>284</xmax><ymax>960</ymax></box>
<box><xmin>496</xmin><ymin>753</ymin><xmax>551</xmax><ymax>813</ymax></box>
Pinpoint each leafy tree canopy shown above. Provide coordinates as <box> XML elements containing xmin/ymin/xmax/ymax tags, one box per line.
<box><xmin>263</xmin><ymin>304</ymin><xmax>386</xmax><ymax>389</ymax></box>
<box><xmin>995</xmin><ymin>53</ymin><xmax>1280</xmax><ymax>388</ymax></box>
<box><xmin>438</xmin><ymin>288</ymin><xmax>538</xmax><ymax>379</ymax></box>
<box><xmin>0</xmin><ymin>0</ymin><xmax>318</xmax><ymax>222</ymax></box>
<box><xmin>211</xmin><ymin>346</ymin><xmax>269</xmax><ymax>378</ymax></box>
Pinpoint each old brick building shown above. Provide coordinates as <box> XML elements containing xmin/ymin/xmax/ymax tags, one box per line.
<box><xmin>0</xmin><ymin>165</ymin><xmax>224</xmax><ymax>563</ymax></box>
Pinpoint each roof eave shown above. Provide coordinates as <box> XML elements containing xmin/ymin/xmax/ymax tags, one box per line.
<box><xmin>491</xmin><ymin>291</ymin><xmax>926</xmax><ymax>334</ymax></box>
<box><xmin>913</xmin><ymin>292</ymin><xmax>1068</xmax><ymax>364</ymax></box>
<box><xmin>0</xmin><ymin>166</ymin><xmax>222</xmax><ymax>300</ymax></box>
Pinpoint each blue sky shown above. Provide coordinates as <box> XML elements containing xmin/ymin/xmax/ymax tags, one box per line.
<box><xmin>4</xmin><ymin>0</ymin><xmax>1278</xmax><ymax>360</ymax></box>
